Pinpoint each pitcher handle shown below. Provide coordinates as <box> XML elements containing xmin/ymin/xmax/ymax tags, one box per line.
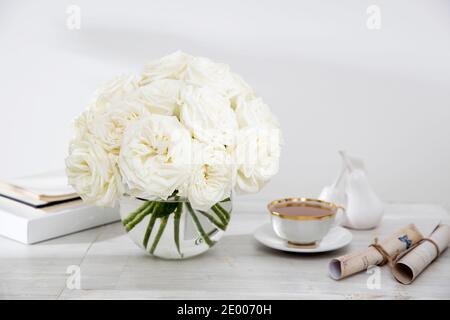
<box><xmin>334</xmin><ymin>205</ymin><xmax>346</xmax><ymax>226</ymax></box>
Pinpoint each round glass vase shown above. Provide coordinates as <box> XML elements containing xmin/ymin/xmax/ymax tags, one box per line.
<box><xmin>119</xmin><ymin>195</ymin><xmax>232</xmax><ymax>259</ymax></box>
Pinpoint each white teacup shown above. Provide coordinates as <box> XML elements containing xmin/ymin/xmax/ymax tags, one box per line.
<box><xmin>267</xmin><ymin>198</ymin><xmax>342</xmax><ymax>245</ymax></box>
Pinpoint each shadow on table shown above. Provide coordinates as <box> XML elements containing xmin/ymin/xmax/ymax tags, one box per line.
<box><xmin>252</xmin><ymin>238</ymin><xmax>349</xmax><ymax>260</ymax></box>
<box><xmin>35</xmin><ymin>222</ymin><xmax>123</xmax><ymax>246</ymax></box>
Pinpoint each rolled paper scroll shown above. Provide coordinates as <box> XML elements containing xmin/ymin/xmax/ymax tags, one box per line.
<box><xmin>329</xmin><ymin>224</ymin><xmax>423</xmax><ymax>280</ymax></box>
<box><xmin>392</xmin><ymin>224</ymin><xmax>450</xmax><ymax>284</ymax></box>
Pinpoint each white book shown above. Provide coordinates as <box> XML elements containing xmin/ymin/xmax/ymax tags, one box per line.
<box><xmin>0</xmin><ymin>194</ymin><xmax>84</xmax><ymax>214</ymax></box>
<box><xmin>0</xmin><ymin>203</ymin><xmax>120</xmax><ymax>244</ymax></box>
<box><xmin>0</xmin><ymin>170</ymin><xmax>78</xmax><ymax>206</ymax></box>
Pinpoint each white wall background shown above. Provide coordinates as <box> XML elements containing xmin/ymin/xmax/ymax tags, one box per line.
<box><xmin>0</xmin><ymin>0</ymin><xmax>449</xmax><ymax>208</ymax></box>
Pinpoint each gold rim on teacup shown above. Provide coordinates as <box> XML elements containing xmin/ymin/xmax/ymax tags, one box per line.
<box><xmin>267</xmin><ymin>197</ymin><xmax>344</xmax><ymax>221</ymax></box>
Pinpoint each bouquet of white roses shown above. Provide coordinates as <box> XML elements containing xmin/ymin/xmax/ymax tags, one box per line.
<box><xmin>66</xmin><ymin>52</ymin><xmax>281</xmax><ymax>258</ymax></box>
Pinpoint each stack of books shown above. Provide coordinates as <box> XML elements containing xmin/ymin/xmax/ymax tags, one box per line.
<box><xmin>0</xmin><ymin>171</ymin><xmax>119</xmax><ymax>244</ymax></box>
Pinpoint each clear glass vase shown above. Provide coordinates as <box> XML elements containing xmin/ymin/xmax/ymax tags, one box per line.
<box><xmin>119</xmin><ymin>195</ymin><xmax>232</xmax><ymax>259</ymax></box>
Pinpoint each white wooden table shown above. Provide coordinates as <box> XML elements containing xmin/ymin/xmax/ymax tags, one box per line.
<box><xmin>0</xmin><ymin>202</ymin><xmax>449</xmax><ymax>300</ymax></box>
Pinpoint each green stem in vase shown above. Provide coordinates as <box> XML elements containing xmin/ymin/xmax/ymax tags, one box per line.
<box><xmin>212</xmin><ymin>203</ymin><xmax>231</xmax><ymax>222</ymax></box>
<box><xmin>126</xmin><ymin>202</ymin><xmax>155</xmax><ymax>232</ymax></box>
<box><xmin>122</xmin><ymin>201</ymin><xmax>151</xmax><ymax>226</ymax></box>
<box><xmin>211</xmin><ymin>205</ymin><xmax>228</xmax><ymax>225</ymax></box>
<box><xmin>173</xmin><ymin>203</ymin><xmax>183</xmax><ymax>257</ymax></box>
<box><xmin>142</xmin><ymin>204</ymin><xmax>159</xmax><ymax>249</ymax></box>
<box><xmin>159</xmin><ymin>202</ymin><xmax>179</xmax><ymax>218</ymax></box>
<box><xmin>217</xmin><ymin>203</ymin><xmax>231</xmax><ymax>220</ymax></box>
<box><xmin>186</xmin><ymin>202</ymin><xmax>214</xmax><ymax>247</ymax></box>
<box><xmin>199</xmin><ymin>210</ymin><xmax>226</xmax><ymax>231</ymax></box>
<box><xmin>150</xmin><ymin>215</ymin><xmax>169</xmax><ymax>254</ymax></box>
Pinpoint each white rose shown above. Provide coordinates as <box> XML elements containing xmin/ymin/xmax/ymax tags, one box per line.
<box><xmin>184</xmin><ymin>57</ymin><xmax>255</xmax><ymax>105</ymax></box>
<box><xmin>184</xmin><ymin>56</ymin><xmax>235</xmax><ymax>95</ymax></box>
<box><xmin>180</xmin><ymin>86</ymin><xmax>238</xmax><ymax>147</ymax></box>
<box><xmin>187</xmin><ymin>141</ymin><xmax>234</xmax><ymax>210</ymax></box>
<box><xmin>119</xmin><ymin>114</ymin><xmax>191</xmax><ymax>200</ymax></box>
<box><xmin>235</xmin><ymin>126</ymin><xmax>281</xmax><ymax>193</ymax></box>
<box><xmin>72</xmin><ymin>109</ymin><xmax>95</xmax><ymax>139</ymax></box>
<box><xmin>141</xmin><ymin>51</ymin><xmax>193</xmax><ymax>84</ymax></box>
<box><xmin>65</xmin><ymin>135</ymin><xmax>121</xmax><ymax>207</ymax></box>
<box><xmin>137</xmin><ymin>79</ymin><xmax>184</xmax><ymax>116</ymax></box>
<box><xmin>90</xmin><ymin>74</ymin><xmax>141</xmax><ymax>113</ymax></box>
<box><xmin>228</xmin><ymin>72</ymin><xmax>255</xmax><ymax>109</ymax></box>
<box><xmin>235</xmin><ymin>97</ymin><xmax>279</xmax><ymax>129</ymax></box>
<box><xmin>89</xmin><ymin>100</ymin><xmax>150</xmax><ymax>154</ymax></box>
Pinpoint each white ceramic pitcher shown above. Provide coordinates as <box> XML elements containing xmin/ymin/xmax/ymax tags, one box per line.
<box><xmin>319</xmin><ymin>151</ymin><xmax>384</xmax><ymax>230</ymax></box>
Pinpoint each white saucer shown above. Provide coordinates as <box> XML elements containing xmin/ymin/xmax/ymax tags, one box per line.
<box><xmin>254</xmin><ymin>223</ymin><xmax>353</xmax><ymax>253</ymax></box>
